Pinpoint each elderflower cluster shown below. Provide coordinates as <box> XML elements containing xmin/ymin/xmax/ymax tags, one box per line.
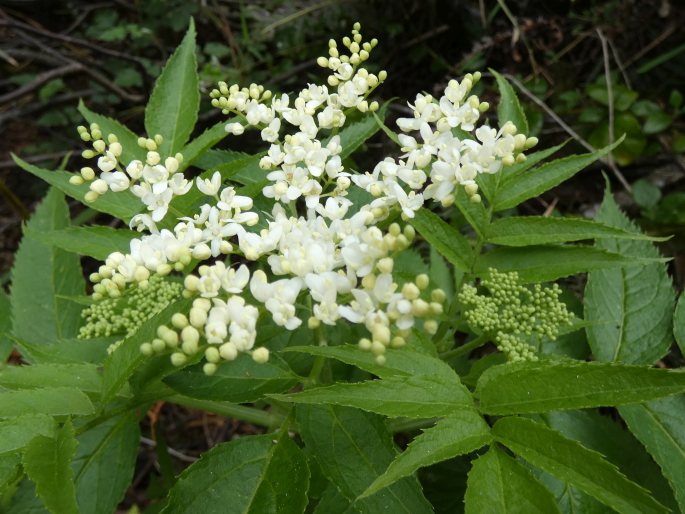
<box><xmin>69</xmin><ymin>127</ymin><xmax>190</xmax><ymax>229</ymax></box>
<box><xmin>71</xmin><ymin>23</ymin><xmax>533</xmax><ymax>374</ymax></box>
<box><xmin>458</xmin><ymin>269</ymin><xmax>574</xmax><ymax>361</ymax></box>
<box><xmin>354</xmin><ymin>74</ymin><xmax>538</xmax><ymax>216</ymax></box>
<box><xmin>79</xmin><ymin>274</ymin><xmax>182</xmax><ymax>352</ymax></box>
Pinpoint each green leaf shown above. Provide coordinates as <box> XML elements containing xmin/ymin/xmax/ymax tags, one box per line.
<box><xmin>22</xmin><ymin>419</ymin><xmax>78</xmax><ymax>514</ymax></box>
<box><xmin>492</xmin><ymin>416</ymin><xmax>668</xmax><ymax>514</ymax></box>
<box><xmin>9</xmin><ymin>336</ymin><xmax>113</xmax><ymax>365</ymax></box>
<box><xmin>675</xmin><ymin>293</ymin><xmax>685</xmax><ymax>356</ymax></box>
<box><xmin>364</xmin><ymin>410</ymin><xmax>491</xmax><ymax>497</ymax></box>
<box><xmin>464</xmin><ymin>446</ymin><xmax>560</xmax><ymax>514</ymax></box>
<box><xmin>373</xmin><ymin>110</ymin><xmax>401</xmax><ymax>145</ymax></box>
<box><xmin>430</xmin><ymin>246</ymin><xmax>454</xmax><ymax>300</ymax></box>
<box><xmin>177</xmin><ymin>120</ymin><xmax>230</xmax><ymax>172</ymax></box>
<box><xmin>145</xmin><ymin>19</ymin><xmax>199</xmax><ymax>155</ymax></box>
<box><xmin>620</xmin><ymin>397</ymin><xmax>685</xmax><ymax>513</ymax></box>
<box><xmin>10</xmin><ymin>188</ymin><xmax>84</xmax><ymax>347</ymax></box>
<box><xmin>480</xmin><ymin>141</ymin><xmax>567</xmax><ymax>203</ymax></box>
<box><xmin>0</xmin><ymin>451</ymin><xmax>21</xmax><ymax>492</ymax></box>
<box><xmin>500</xmin><ymin>142</ymin><xmax>567</xmax><ymax>184</ymax></box>
<box><xmin>485</xmin><ymin>216</ymin><xmax>665</xmax><ymax>246</ymax></box>
<box><xmin>410</xmin><ymin>209</ymin><xmax>473</xmax><ymax>272</ymax></box>
<box><xmin>0</xmin><ymin>414</ymin><xmax>55</xmax><ymax>455</ymax></box>
<box><xmin>454</xmin><ymin>190</ymin><xmax>489</xmax><ymax>237</ymax></box>
<box><xmin>7</xmin><ymin>479</ymin><xmax>51</xmax><ymax>513</ymax></box>
<box><xmin>273</xmin><ymin>374</ymin><xmax>473</xmax><ymax>418</ymax></box>
<box><xmin>538</xmin><ymin>475</ymin><xmax>612</xmax><ymax>514</ymax></box>
<box><xmin>632</xmin><ymin>179</ymin><xmax>662</xmax><ymax>209</ymax></box>
<box><xmin>0</xmin><ymin>288</ymin><xmax>12</xmax><ymax>362</ymax></box>
<box><xmin>160</xmin><ymin>431</ymin><xmax>309</xmax><ymax>514</ymax></box>
<box><xmin>297</xmin><ymin>405</ymin><xmax>432</xmax><ymax>513</ymax></box>
<box><xmin>493</xmin><ymin>138</ymin><xmax>623</xmax><ymax>211</ymax></box>
<box><xmin>477</xmin><ymin>361</ymin><xmax>685</xmax><ymax>415</ymax></box>
<box><xmin>338</xmin><ymin>103</ymin><xmax>388</xmax><ymax>159</ymax></box>
<box><xmin>643</xmin><ymin>111</ymin><xmax>672</xmax><ymax>134</ymax></box>
<box><xmin>101</xmin><ymin>298</ymin><xmax>191</xmax><ymax>403</ymax></box>
<box><xmin>475</xmin><ymin>244</ymin><xmax>652</xmax><ymax>283</ymax></box>
<box><xmin>72</xmin><ymin>413</ymin><xmax>140</xmax><ymax>514</ymax></box>
<box><xmin>190</xmin><ymin>148</ymin><xmax>249</xmax><ymax>171</ymax></box>
<box><xmin>588</xmin><ymin>115</ymin><xmax>645</xmax><ymax>166</ymax></box>
<box><xmin>31</xmin><ymin>226</ymin><xmax>135</xmax><ymax>260</ymax></box>
<box><xmin>13</xmin><ymin>156</ymin><xmax>141</xmax><ymax>221</ymax></box>
<box><xmin>544</xmin><ymin>410</ymin><xmax>678</xmax><ymax>511</ymax></box>
<box><xmin>164</xmin><ymin>353</ymin><xmax>299</xmax><ymax>403</ymax></box>
<box><xmin>77</xmin><ymin>101</ymin><xmax>146</xmax><ymax>164</ymax></box>
<box><xmin>490</xmin><ymin>70</ymin><xmax>529</xmax><ymax>134</ymax></box>
<box><xmin>0</xmin><ymin>387</ymin><xmax>94</xmax><ymax>418</ymax></box>
<box><xmin>0</xmin><ymin>363</ymin><xmax>103</xmax><ymax>395</ymax></box>
<box><xmin>284</xmin><ymin>345</ymin><xmax>457</xmax><ymax>380</ymax></box>
<box><xmin>585</xmin><ymin>186</ymin><xmax>675</xmax><ymax>364</ymax></box>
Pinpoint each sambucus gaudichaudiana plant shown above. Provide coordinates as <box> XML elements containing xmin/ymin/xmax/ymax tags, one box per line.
<box><xmin>70</xmin><ymin>22</ymin><xmax>537</xmax><ymax>373</ymax></box>
<box><xmin>5</xmin><ymin>19</ymin><xmax>685</xmax><ymax>514</ymax></box>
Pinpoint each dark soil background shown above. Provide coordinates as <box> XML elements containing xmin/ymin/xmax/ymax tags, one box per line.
<box><xmin>2</xmin><ymin>0</ymin><xmax>685</xmax><ymax>511</ymax></box>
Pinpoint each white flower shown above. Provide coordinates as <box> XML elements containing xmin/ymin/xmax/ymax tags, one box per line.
<box><xmin>261</xmin><ymin>118</ymin><xmax>281</xmax><ymax>143</ymax></box>
<box><xmin>97</xmin><ymin>151</ymin><xmax>117</xmax><ymax>172</ymax></box>
<box><xmin>386</xmin><ymin>181</ymin><xmax>423</xmax><ymax>218</ymax></box>
<box><xmin>218</xmin><ymin>187</ymin><xmax>253</xmax><ymax>211</ymax></box>
<box><xmin>226</xmin><ymin>122</ymin><xmax>245</xmax><ymax>135</ymax></box>
<box><xmin>126</xmin><ymin>160</ymin><xmax>144</xmax><ymax>179</ymax></box>
<box><xmin>221</xmin><ymin>264</ymin><xmax>250</xmax><ymax>293</ymax></box>
<box><xmin>315</xmin><ymin>197</ymin><xmax>351</xmax><ymax>220</ymax></box>
<box><xmin>197</xmin><ymin>171</ymin><xmax>222</xmax><ymax>196</ymax></box>
<box><xmin>142</xmin><ymin>165</ymin><xmax>169</xmax><ymax>193</ymax></box>
<box><xmin>129</xmin><ymin>214</ymin><xmax>158</xmax><ymax>233</ymax></box>
<box><xmin>250</xmin><ymin>270</ymin><xmax>303</xmax><ymax>329</ymax></box>
<box><xmin>101</xmin><ymin>171</ymin><xmax>130</xmax><ymax>192</ymax></box>
<box><xmin>142</xmin><ymin>188</ymin><xmax>173</xmax><ymax>222</ymax></box>
<box><xmin>305</xmin><ymin>271</ymin><xmax>352</xmax><ymax>304</ymax></box>
<box><xmin>201</xmin><ymin>206</ymin><xmax>242</xmax><ymax>257</ymax></box>
<box><xmin>169</xmin><ymin>173</ymin><xmax>192</xmax><ymax>195</ymax></box>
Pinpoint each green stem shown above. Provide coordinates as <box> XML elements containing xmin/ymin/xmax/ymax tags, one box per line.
<box><xmin>439</xmin><ymin>334</ymin><xmax>489</xmax><ymax>361</ymax></box>
<box><xmin>168</xmin><ymin>395</ymin><xmax>282</xmax><ymax>429</ymax></box>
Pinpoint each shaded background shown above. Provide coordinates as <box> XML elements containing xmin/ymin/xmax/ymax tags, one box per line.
<box><xmin>1</xmin><ymin>0</ymin><xmax>685</xmax><ymax>509</ymax></box>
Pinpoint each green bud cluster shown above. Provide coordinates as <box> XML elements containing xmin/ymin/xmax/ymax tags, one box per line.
<box><xmin>78</xmin><ymin>274</ymin><xmax>182</xmax><ymax>345</ymax></box>
<box><xmin>458</xmin><ymin>269</ymin><xmax>573</xmax><ymax>362</ymax></box>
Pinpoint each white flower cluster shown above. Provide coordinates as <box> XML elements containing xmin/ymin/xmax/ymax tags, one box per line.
<box><xmin>353</xmin><ymin>74</ymin><xmax>538</xmax><ymax>214</ymax></box>
<box><xmin>74</xmin><ymin>23</ymin><xmax>531</xmax><ymax>374</ymax></box>
<box><xmin>69</xmin><ymin>129</ymin><xmax>190</xmax><ymax>229</ymax></box>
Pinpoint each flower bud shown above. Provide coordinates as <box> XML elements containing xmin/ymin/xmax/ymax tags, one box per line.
<box><xmin>252</xmin><ymin>347</ymin><xmax>269</xmax><ymax>364</ymax></box>
<box><xmin>90</xmin><ymin>179</ymin><xmax>108</xmax><ymax>195</ymax></box>
<box><xmin>377</xmin><ymin>257</ymin><xmax>394</xmax><ymax>274</ymax></box>
<box><xmin>171</xmin><ymin>352</ymin><xmax>187</xmax><ymax>366</ymax></box>
<box><xmin>371</xmin><ymin>340</ymin><xmax>386</xmax><ymax>355</ymax></box>
<box><xmin>189</xmin><ymin>308</ymin><xmax>207</xmax><ymax>328</ymax></box>
<box><xmin>205</xmin><ymin>346</ymin><xmax>221</xmax><ymax>363</ymax></box>
<box><xmin>415</xmin><ymin>274</ymin><xmax>429</xmax><ymax>290</ymax></box>
<box><xmin>109</xmin><ymin>142</ymin><xmax>123</xmax><ymax>157</ymax></box>
<box><xmin>146</xmin><ymin>151</ymin><xmax>160</xmax><ymax>166</ymax></box>
<box><xmin>220</xmin><ymin>342</ymin><xmax>238</xmax><ymax>361</ymax></box>
<box><xmin>424</xmin><ymin>320</ymin><xmax>438</xmax><ymax>335</ymax></box>
<box><xmin>402</xmin><ymin>282</ymin><xmax>420</xmax><ymax>300</ymax></box>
